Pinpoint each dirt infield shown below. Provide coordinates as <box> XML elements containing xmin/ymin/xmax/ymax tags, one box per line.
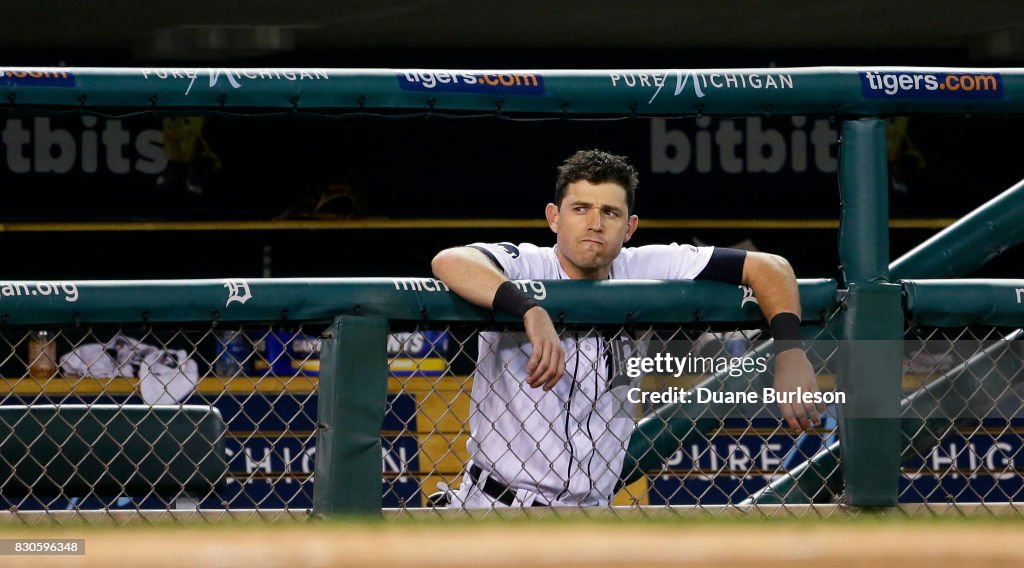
<box><xmin>2</xmin><ymin>518</ymin><xmax>1023</xmax><ymax>568</ymax></box>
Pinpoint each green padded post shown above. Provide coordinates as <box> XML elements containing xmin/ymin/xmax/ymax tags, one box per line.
<box><xmin>835</xmin><ymin>282</ymin><xmax>902</xmax><ymax>506</ymax></box>
<box><xmin>313</xmin><ymin>315</ymin><xmax>388</xmax><ymax>517</ymax></box>
<box><xmin>836</xmin><ymin>118</ymin><xmax>901</xmax><ymax>507</ymax></box>
<box><xmin>839</xmin><ymin>119</ymin><xmax>890</xmax><ymax>285</ymax></box>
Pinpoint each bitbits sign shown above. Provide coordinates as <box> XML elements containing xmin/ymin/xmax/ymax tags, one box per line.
<box><xmin>0</xmin><ymin>117</ymin><xmax>165</xmax><ymax>175</ymax></box>
<box><xmin>649</xmin><ymin>117</ymin><xmax>839</xmax><ymax>175</ymax></box>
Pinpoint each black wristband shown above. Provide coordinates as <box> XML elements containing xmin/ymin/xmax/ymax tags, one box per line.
<box><xmin>492</xmin><ymin>281</ymin><xmax>540</xmax><ymax>318</ymax></box>
<box><xmin>770</xmin><ymin>312</ymin><xmax>803</xmax><ymax>353</ymax></box>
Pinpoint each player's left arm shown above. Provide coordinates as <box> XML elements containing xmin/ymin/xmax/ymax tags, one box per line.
<box><xmin>741</xmin><ymin>252</ymin><xmax>824</xmax><ymax>432</ymax></box>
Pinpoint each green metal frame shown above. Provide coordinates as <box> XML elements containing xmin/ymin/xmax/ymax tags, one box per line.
<box><xmin>890</xmin><ymin>181</ymin><xmax>1024</xmax><ymax>280</ymax></box>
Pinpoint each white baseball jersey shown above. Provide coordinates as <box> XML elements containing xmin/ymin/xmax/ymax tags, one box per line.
<box><xmin>453</xmin><ymin>242</ymin><xmax>715</xmax><ymax>507</ymax></box>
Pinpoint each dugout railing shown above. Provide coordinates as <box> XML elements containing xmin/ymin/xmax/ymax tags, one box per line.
<box><xmin>0</xmin><ymin>278</ymin><xmax>841</xmax><ymax>521</ymax></box>
<box><xmin>1</xmin><ymin>66</ymin><xmax>1023</xmax><ymax>520</ymax></box>
<box><xmin>2</xmin><ymin>275</ymin><xmax>1023</xmax><ymax>520</ymax></box>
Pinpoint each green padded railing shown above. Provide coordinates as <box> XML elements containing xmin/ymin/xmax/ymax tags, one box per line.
<box><xmin>903</xmin><ymin>279</ymin><xmax>1024</xmax><ymax>327</ymax></box>
<box><xmin>3</xmin><ymin>67</ymin><xmax>1023</xmax><ymax>115</ymax></box>
<box><xmin>0</xmin><ymin>278</ymin><xmax>838</xmax><ymax>326</ymax></box>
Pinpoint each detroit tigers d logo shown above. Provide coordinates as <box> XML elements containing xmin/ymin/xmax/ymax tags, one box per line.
<box><xmin>224</xmin><ymin>279</ymin><xmax>253</xmax><ymax>307</ymax></box>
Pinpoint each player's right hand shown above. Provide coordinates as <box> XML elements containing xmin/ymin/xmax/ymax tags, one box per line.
<box><xmin>772</xmin><ymin>348</ymin><xmax>824</xmax><ymax>432</ymax></box>
<box><xmin>523</xmin><ymin>306</ymin><xmax>565</xmax><ymax>391</ymax></box>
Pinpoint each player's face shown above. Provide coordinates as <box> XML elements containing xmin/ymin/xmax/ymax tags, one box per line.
<box><xmin>546</xmin><ymin>180</ymin><xmax>638</xmax><ymax>280</ymax></box>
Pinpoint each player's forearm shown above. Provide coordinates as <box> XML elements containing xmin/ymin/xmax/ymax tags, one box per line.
<box><xmin>741</xmin><ymin>252</ymin><xmax>801</xmax><ymax>320</ymax></box>
<box><xmin>431</xmin><ymin>247</ymin><xmax>507</xmax><ymax>308</ymax></box>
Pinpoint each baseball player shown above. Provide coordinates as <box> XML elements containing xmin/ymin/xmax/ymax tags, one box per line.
<box><xmin>431</xmin><ymin>149</ymin><xmax>822</xmax><ymax>508</ymax></box>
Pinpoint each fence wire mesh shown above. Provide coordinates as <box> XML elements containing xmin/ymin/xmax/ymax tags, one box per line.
<box><xmin>3</xmin><ymin>316</ymin><xmax>1019</xmax><ymax>521</ymax></box>
<box><xmin>386</xmin><ymin>319</ymin><xmax>844</xmax><ymax>516</ymax></box>
<box><xmin>0</xmin><ymin>324</ymin><xmax>325</xmax><ymax>521</ymax></box>
<box><xmin>899</xmin><ymin>323</ymin><xmax>1024</xmax><ymax>512</ymax></box>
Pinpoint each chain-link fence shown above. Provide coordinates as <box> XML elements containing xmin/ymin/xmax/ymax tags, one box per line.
<box><xmin>899</xmin><ymin>324</ymin><xmax>1024</xmax><ymax>511</ymax></box>
<box><xmin>1</xmin><ymin>317</ymin><xmax>847</xmax><ymax>520</ymax></box>
<box><xmin>3</xmin><ymin>293</ymin><xmax>1022</xmax><ymax>521</ymax></box>
<box><xmin>391</xmin><ymin>318</ymin><xmax>1024</xmax><ymax>516</ymax></box>
<box><xmin>1</xmin><ymin>324</ymin><xmax>325</xmax><ymax>521</ymax></box>
<box><xmin>385</xmin><ymin>319</ymin><xmax>846</xmax><ymax>515</ymax></box>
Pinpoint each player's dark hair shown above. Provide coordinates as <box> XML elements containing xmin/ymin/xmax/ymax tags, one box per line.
<box><xmin>555</xmin><ymin>149</ymin><xmax>638</xmax><ymax>214</ymax></box>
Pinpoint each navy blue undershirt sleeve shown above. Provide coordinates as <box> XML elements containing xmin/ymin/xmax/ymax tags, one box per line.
<box><xmin>694</xmin><ymin>248</ymin><xmax>748</xmax><ymax>284</ymax></box>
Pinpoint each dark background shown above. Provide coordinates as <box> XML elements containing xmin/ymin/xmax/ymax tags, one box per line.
<box><xmin>2</xmin><ymin>1</ymin><xmax>1023</xmax><ymax>282</ymax></box>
